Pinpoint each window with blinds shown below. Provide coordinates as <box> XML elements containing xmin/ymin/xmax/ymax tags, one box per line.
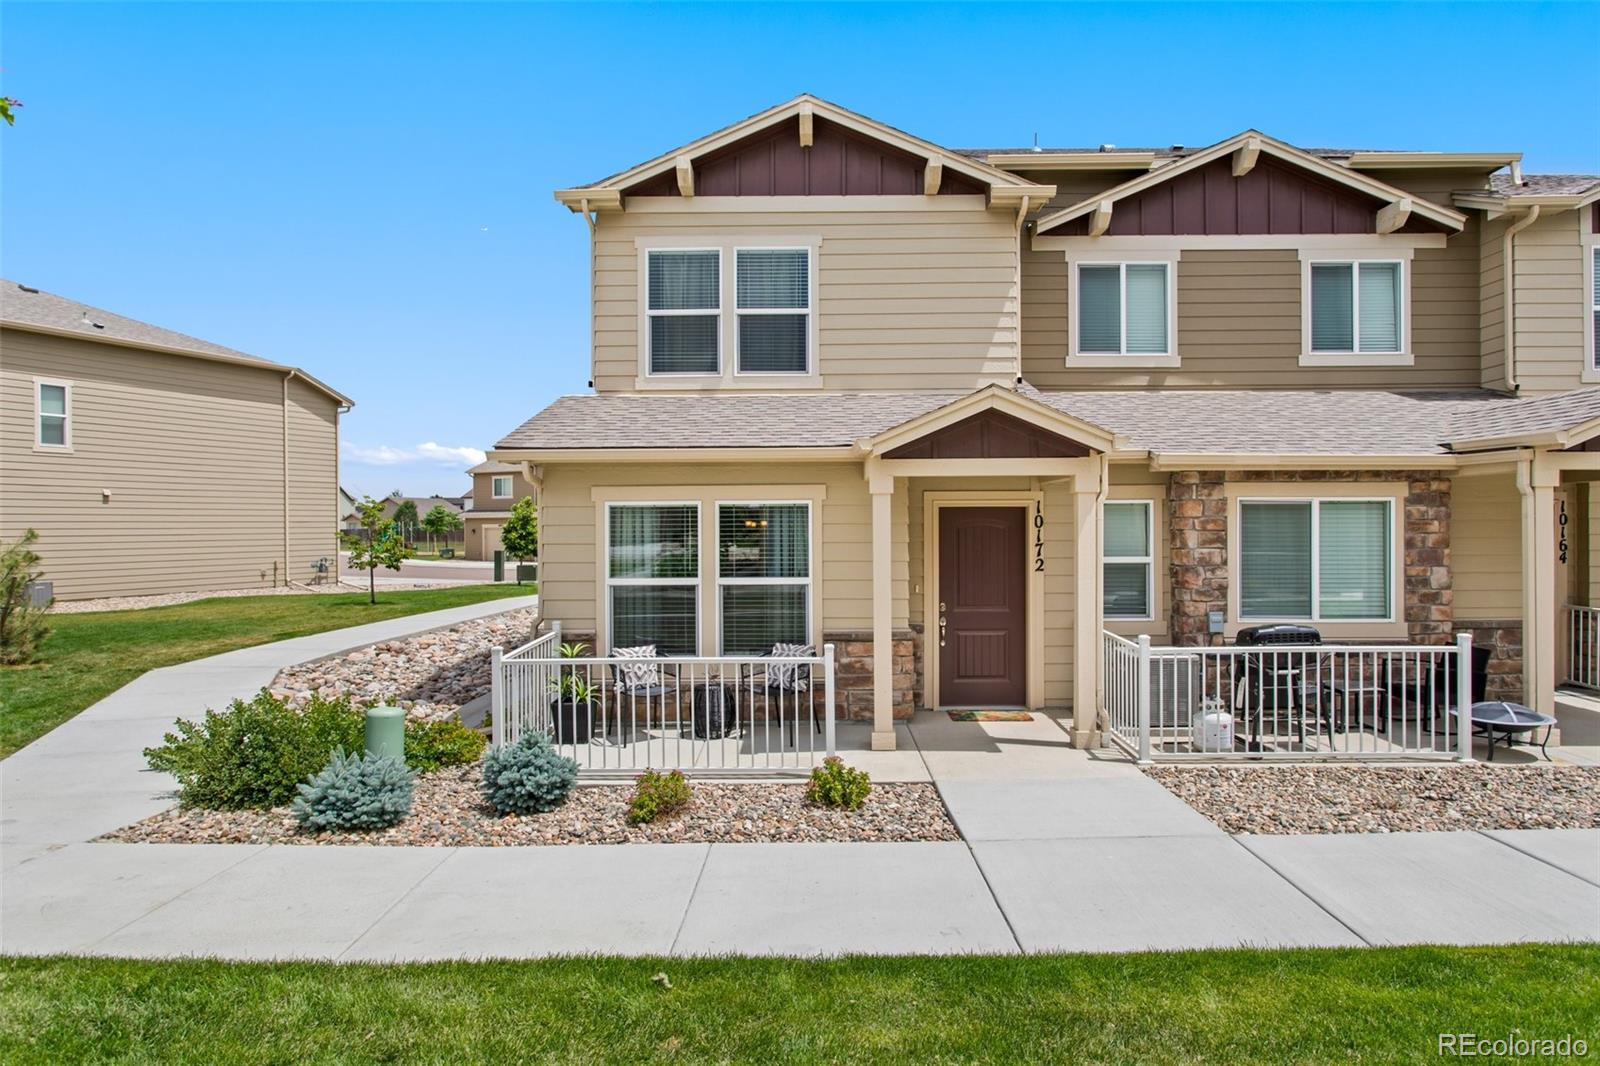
<box><xmin>606</xmin><ymin>503</ymin><xmax>699</xmax><ymax>654</ymax></box>
<box><xmin>736</xmin><ymin>248</ymin><xmax>810</xmax><ymax>374</ymax></box>
<box><xmin>647</xmin><ymin>250</ymin><xmax>720</xmax><ymax>374</ymax></box>
<box><xmin>1076</xmin><ymin>262</ymin><xmax>1170</xmax><ymax>356</ymax></box>
<box><xmin>717</xmin><ymin>502</ymin><xmax>810</xmax><ymax>654</ymax></box>
<box><xmin>1592</xmin><ymin>247</ymin><xmax>1599</xmax><ymax>369</ymax></box>
<box><xmin>1103</xmin><ymin>501</ymin><xmax>1153</xmax><ymax>619</ymax></box>
<box><xmin>1309</xmin><ymin>260</ymin><xmax>1402</xmax><ymax>354</ymax></box>
<box><xmin>1239</xmin><ymin>498</ymin><xmax>1392</xmax><ymax>622</ymax></box>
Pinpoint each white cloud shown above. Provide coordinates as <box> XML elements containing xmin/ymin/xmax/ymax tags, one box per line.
<box><xmin>342</xmin><ymin>440</ymin><xmax>486</xmax><ymax>467</ymax></box>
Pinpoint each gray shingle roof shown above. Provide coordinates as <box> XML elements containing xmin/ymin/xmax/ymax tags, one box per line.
<box><xmin>498</xmin><ymin>386</ymin><xmax>1600</xmax><ymax>458</ymax></box>
<box><xmin>955</xmin><ymin>146</ymin><xmax>1378</xmax><ymax>162</ymax></box>
<box><xmin>1488</xmin><ymin>174</ymin><xmax>1600</xmax><ymax>197</ymax></box>
<box><xmin>0</xmin><ymin>279</ymin><xmax>351</xmax><ymax>404</ymax></box>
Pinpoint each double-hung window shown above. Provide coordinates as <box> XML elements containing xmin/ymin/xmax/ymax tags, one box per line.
<box><xmin>606</xmin><ymin>503</ymin><xmax>699</xmax><ymax>654</ymax></box>
<box><xmin>1075</xmin><ymin>262</ymin><xmax>1171</xmax><ymax>358</ymax></box>
<box><xmin>717</xmin><ymin>502</ymin><xmax>810</xmax><ymax>654</ymax></box>
<box><xmin>490</xmin><ymin>475</ymin><xmax>512</xmax><ymax>499</ymax></box>
<box><xmin>646</xmin><ymin>249</ymin><xmax>720</xmax><ymax>375</ymax></box>
<box><xmin>1590</xmin><ymin>246</ymin><xmax>1599</xmax><ymax>373</ymax></box>
<box><xmin>1239</xmin><ymin>499</ymin><xmax>1392</xmax><ymax>622</ymax></box>
<box><xmin>1308</xmin><ymin>260</ymin><xmax>1403</xmax><ymax>355</ymax></box>
<box><xmin>736</xmin><ymin>248</ymin><xmax>811</xmax><ymax>374</ymax></box>
<box><xmin>36</xmin><ymin>380</ymin><xmax>71</xmax><ymax>449</ymax></box>
<box><xmin>1103</xmin><ymin>501</ymin><xmax>1153</xmax><ymax>620</ymax></box>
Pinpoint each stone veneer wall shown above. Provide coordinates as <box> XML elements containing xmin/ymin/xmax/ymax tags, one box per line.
<box><xmin>1453</xmin><ymin>620</ymin><xmax>1524</xmax><ymax>701</ymax></box>
<box><xmin>825</xmin><ymin>628</ymin><xmax>920</xmax><ymax>721</ymax></box>
<box><xmin>1166</xmin><ymin>470</ymin><xmax>1460</xmax><ymax>648</ymax></box>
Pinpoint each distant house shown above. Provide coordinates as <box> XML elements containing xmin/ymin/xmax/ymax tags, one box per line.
<box><xmin>1</xmin><ymin>279</ymin><xmax>351</xmax><ymax>600</ymax></box>
<box><xmin>461</xmin><ymin>460</ymin><xmax>536</xmax><ymax>560</ymax></box>
<box><xmin>338</xmin><ymin>485</ymin><xmax>359</xmax><ymax>525</ymax></box>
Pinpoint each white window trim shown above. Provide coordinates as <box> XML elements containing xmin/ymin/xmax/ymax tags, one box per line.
<box><xmin>604</xmin><ymin>501</ymin><xmax>702</xmax><ymax>656</ymax></box>
<box><xmin>734</xmin><ymin>246</ymin><xmax>816</xmax><ymax>378</ymax></box>
<box><xmin>1102</xmin><ymin>499</ymin><xmax>1154</xmax><ymax>622</ymax></box>
<box><xmin>1235</xmin><ymin>495</ymin><xmax>1398</xmax><ymax>625</ymax></box>
<box><xmin>635</xmin><ymin>235</ymin><xmax>822</xmax><ymax>390</ymax></box>
<box><xmin>1582</xmin><ymin>234</ymin><xmax>1598</xmax><ymax>384</ymax></box>
<box><xmin>33</xmin><ymin>377</ymin><xmax>73</xmax><ymax>452</ymax></box>
<box><xmin>1065</xmin><ymin>254</ymin><xmax>1180</xmax><ymax>369</ymax></box>
<box><xmin>490</xmin><ymin>475</ymin><xmax>513</xmax><ymax>499</ymax></box>
<box><xmin>714</xmin><ymin>500</ymin><xmax>814</xmax><ymax>655</ymax></box>
<box><xmin>1298</xmin><ymin>249</ymin><xmax>1414</xmax><ymax>367</ymax></box>
<box><xmin>642</xmin><ymin>246</ymin><xmax>723</xmax><ymax>379</ymax></box>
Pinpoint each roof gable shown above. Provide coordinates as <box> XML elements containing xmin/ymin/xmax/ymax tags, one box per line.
<box><xmin>1035</xmin><ymin>131</ymin><xmax>1465</xmax><ymax>236</ymax></box>
<box><xmin>883</xmin><ymin>408</ymin><xmax>1091</xmax><ymax>459</ymax></box>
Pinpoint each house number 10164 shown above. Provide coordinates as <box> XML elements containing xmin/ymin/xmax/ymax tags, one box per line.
<box><xmin>1033</xmin><ymin>502</ymin><xmax>1045</xmax><ymax>573</ymax></box>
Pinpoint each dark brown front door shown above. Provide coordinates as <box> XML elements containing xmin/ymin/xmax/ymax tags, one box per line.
<box><xmin>938</xmin><ymin>507</ymin><xmax>1027</xmax><ymax>706</ymax></box>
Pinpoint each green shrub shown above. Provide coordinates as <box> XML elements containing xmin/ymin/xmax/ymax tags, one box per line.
<box><xmin>481</xmin><ymin>730</ymin><xmax>578</xmax><ymax>814</ymax></box>
<box><xmin>292</xmin><ymin>749</ymin><xmax>415</xmax><ymax>831</ymax></box>
<box><xmin>626</xmin><ymin>769</ymin><xmax>691</xmax><ymax>825</ymax></box>
<box><xmin>805</xmin><ymin>756</ymin><xmax>872</xmax><ymax>811</ymax></box>
<box><xmin>144</xmin><ymin>690</ymin><xmax>363</xmax><ymax>810</ymax></box>
<box><xmin>406</xmin><ymin>717</ymin><xmax>486</xmax><ymax>772</ymax></box>
<box><xmin>0</xmin><ymin>528</ymin><xmax>50</xmax><ymax>665</ymax></box>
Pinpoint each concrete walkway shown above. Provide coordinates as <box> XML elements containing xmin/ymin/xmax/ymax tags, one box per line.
<box><xmin>3</xmin><ymin>621</ymin><xmax>1597</xmax><ymax>959</ymax></box>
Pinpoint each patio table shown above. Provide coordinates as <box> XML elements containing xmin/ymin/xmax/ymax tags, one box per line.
<box><xmin>1451</xmin><ymin>701</ymin><xmax>1557</xmax><ymax>761</ymax></box>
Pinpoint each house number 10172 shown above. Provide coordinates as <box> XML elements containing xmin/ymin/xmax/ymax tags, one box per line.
<box><xmin>1033</xmin><ymin>502</ymin><xmax>1045</xmax><ymax>573</ymax></box>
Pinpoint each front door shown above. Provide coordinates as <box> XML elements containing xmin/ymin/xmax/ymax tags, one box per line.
<box><xmin>938</xmin><ymin>507</ymin><xmax>1027</xmax><ymax>706</ymax></box>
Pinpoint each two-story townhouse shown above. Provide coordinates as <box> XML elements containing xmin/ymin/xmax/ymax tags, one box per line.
<box><xmin>492</xmin><ymin>95</ymin><xmax>1600</xmax><ymax>754</ymax></box>
<box><xmin>461</xmin><ymin>459</ymin><xmax>538</xmax><ymax>560</ymax></box>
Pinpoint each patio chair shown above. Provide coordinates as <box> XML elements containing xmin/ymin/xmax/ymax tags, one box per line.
<box><xmin>1232</xmin><ymin>624</ymin><xmax>1335</xmax><ymax>750</ymax></box>
<box><xmin>738</xmin><ymin>642</ymin><xmax>819</xmax><ymax>747</ymax></box>
<box><xmin>1379</xmin><ymin>645</ymin><xmax>1490</xmax><ymax>732</ymax></box>
<box><xmin>607</xmin><ymin>644</ymin><xmax>678</xmax><ymax>740</ymax></box>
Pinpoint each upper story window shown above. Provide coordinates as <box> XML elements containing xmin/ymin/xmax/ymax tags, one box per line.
<box><xmin>646</xmin><ymin>249</ymin><xmax>720</xmax><ymax>375</ymax></box>
<box><xmin>736</xmin><ymin>248</ymin><xmax>811</xmax><ymax>374</ymax></box>
<box><xmin>490</xmin><ymin>475</ymin><xmax>513</xmax><ymax>499</ymax></box>
<box><xmin>1589</xmin><ymin>246</ymin><xmax>1599</xmax><ymax>374</ymax></box>
<box><xmin>1066</xmin><ymin>257</ymin><xmax>1178</xmax><ymax>368</ymax></box>
<box><xmin>1299</xmin><ymin>254</ymin><xmax>1411</xmax><ymax>367</ymax></box>
<box><xmin>35</xmin><ymin>379</ymin><xmax>71</xmax><ymax>450</ymax></box>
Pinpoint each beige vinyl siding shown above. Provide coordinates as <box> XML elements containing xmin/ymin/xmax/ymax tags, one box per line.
<box><xmin>0</xmin><ymin>328</ymin><xmax>340</xmax><ymax>599</ymax></box>
<box><xmin>1506</xmin><ymin>208</ymin><xmax>1587</xmax><ymax>396</ymax></box>
<box><xmin>536</xmin><ymin>461</ymin><xmax>907</xmax><ymax>646</ymax></box>
<box><xmin>590</xmin><ymin>200</ymin><xmax>1019</xmax><ymax>393</ymax></box>
<box><xmin>1023</xmin><ymin>235</ymin><xmax>1483</xmax><ymax>388</ymax></box>
<box><xmin>1453</xmin><ymin>470</ymin><xmax>1522</xmax><ymax>621</ymax></box>
<box><xmin>1480</xmin><ymin>215</ymin><xmax>1509</xmax><ymax>390</ymax></box>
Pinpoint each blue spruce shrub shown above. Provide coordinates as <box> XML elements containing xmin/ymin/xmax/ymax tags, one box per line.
<box><xmin>292</xmin><ymin>749</ymin><xmax>415</xmax><ymax>831</ymax></box>
<box><xmin>481</xmin><ymin>731</ymin><xmax>579</xmax><ymax>814</ymax></box>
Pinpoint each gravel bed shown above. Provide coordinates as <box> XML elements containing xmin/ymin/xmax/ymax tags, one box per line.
<box><xmin>102</xmin><ymin>769</ymin><xmax>957</xmax><ymax>846</ymax></box>
<box><xmin>1145</xmin><ymin>763</ymin><xmax>1600</xmax><ymax>835</ymax></box>
<box><xmin>49</xmin><ymin>581</ymin><xmax>386</xmax><ymax>614</ymax></box>
<box><xmin>269</xmin><ymin>608</ymin><xmax>537</xmax><ymax>721</ymax></box>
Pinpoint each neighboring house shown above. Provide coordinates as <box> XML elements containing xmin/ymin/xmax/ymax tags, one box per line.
<box><xmin>344</xmin><ymin>494</ymin><xmax>465</xmax><ymax>534</ymax></box>
<box><xmin>460</xmin><ymin>460</ymin><xmax>536</xmax><ymax>560</ymax></box>
<box><xmin>339</xmin><ymin>485</ymin><xmax>359</xmax><ymax>526</ymax></box>
<box><xmin>491</xmin><ymin>96</ymin><xmax>1600</xmax><ymax>752</ymax></box>
<box><xmin>460</xmin><ymin>487</ymin><xmax>474</xmax><ymax>512</ymax></box>
<box><xmin>1</xmin><ymin>279</ymin><xmax>351</xmax><ymax>600</ymax></box>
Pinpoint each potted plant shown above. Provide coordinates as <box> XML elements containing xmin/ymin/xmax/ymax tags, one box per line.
<box><xmin>548</xmin><ymin>642</ymin><xmax>598</xmax><ymax>744</ymax></box>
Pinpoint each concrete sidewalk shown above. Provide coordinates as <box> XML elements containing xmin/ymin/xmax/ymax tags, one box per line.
<box><xmin>3</xmin><ymin>629</ymin><xmax>1597</xmax><ymax>959</ymax></box>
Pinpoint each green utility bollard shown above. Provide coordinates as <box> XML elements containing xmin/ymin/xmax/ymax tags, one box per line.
<box><xmin>365</xmin><ymin>704</ymin><xmax>406</xmax><ymax>763</ymax></box>
<box><xmin>493</xmin><ymin>550</ymin><xmax>505</xmax><ymax>583</ymax></box>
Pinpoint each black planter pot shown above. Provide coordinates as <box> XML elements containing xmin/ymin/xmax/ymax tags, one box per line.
<box><xmin>550</xmin><ymin>697</ymin><xmax>596</xmax><ymax>744</ymax></box>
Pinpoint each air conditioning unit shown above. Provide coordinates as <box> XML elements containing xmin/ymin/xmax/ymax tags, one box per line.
<box><xmin>1146</xmin><ymin>652</ymin><xmax>1201</xmax><ymax>730</ymax></box>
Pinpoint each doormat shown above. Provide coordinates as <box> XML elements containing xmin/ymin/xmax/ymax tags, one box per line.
<box><xmin>946</xmin><ymin>710</ymin><xmax>1033</xmax><ymax>722</ymax></box>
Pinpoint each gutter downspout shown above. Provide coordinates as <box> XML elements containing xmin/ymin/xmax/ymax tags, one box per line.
<box><xmin>1013</xmin><ymin>196</ymin><xmax>1031</xmax><ymax>386</ymax></box>
<box><xmin>1502</xmin><ymin>205</ymin><xmax>1541</xmax><ymax>393</ymax></box>
<box><xmin>582</xmin><ymin>198</ymin><xmax>599</xmax><ymax>392</ymax></box>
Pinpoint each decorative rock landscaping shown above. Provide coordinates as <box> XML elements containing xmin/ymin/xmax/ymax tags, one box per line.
<box><xmin>1145</xmin><ymin>763</ymin><xmax>1600</xmax><ymax>835</ymax></box>
<box><xmin>268</xmin><ymin>608</ymin><xmax>537</xmax><ymax>721</ymax></box>
<box><xmin>102</xmin><ymin>769</ymin><xmax>958</xmax><ymax>846</ymax></box>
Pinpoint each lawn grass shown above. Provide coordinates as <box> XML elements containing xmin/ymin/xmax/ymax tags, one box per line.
<box><xmin>1</xmin><ymin>946</ymin><xmax>1595</xmax><ymax>1063</ymax></box>
<box><xmin>0</xmin><ymin>585</ymin><xmax>532</xmax><ymax>756</ymax></box>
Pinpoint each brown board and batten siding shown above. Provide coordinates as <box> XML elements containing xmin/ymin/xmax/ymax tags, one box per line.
<box><xmin>1020</xmin><ymin>165</ymin><xmax>1484</xmax><ymax>390</ymax></box>
<box><xmin>589</xmin><ymin>201</ymin><xmax>1021</xmax><ymax>393</ymax></box>
<box><xmin>0</xmin><ymin>328</ymin><xmax>340</xmax><ymax>599</ymax></box>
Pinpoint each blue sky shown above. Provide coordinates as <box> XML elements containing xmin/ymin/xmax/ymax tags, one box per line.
<box><xmin>4</xmin><ymin>2</ymin><xmax>1596</xmax><ymax>497</ymax></box>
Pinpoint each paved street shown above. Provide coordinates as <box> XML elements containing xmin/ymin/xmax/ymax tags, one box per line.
<box><xmin>2</xmin><ymin>608</ymin><xmax>1596</xmax><ymax>961</ymax></box>
<box><xmin>338</xmin><ymin>550</ymin><xmax>502</xmax><ymax>586</ymax></box>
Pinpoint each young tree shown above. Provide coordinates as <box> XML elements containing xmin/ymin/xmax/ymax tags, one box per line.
<box><xmin>0</xmin><ymin>529</ymin><xmax>50</xmax><ymax>664</ymax></box>
<box><xmin>341</xmin><ymin>497</ymin><xmax>413</xmax><ymax>604</ymax></box>
<box><xmin>500</xmin><ymin>497</ymin><xmax>539</xmax><ymax>584</ymax></box>
<box><xmin>391</xmin><ymin>499</ymin><xmax>420</xmax><ymax>545</ymax></box>
<box><xmin>421</xmin><ymin>504</ymin><xmax>463</xmax><ymax>554</ymax></box>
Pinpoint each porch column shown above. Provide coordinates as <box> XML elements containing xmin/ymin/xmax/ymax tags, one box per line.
<box><xmin>1071</xmin><ymin>467</ymin><xmax>1102</xmax><ymax>749</ymax></box>
<box><xmin>1521</xmin><ymin>461</ymin><xmax>1559</xmax><ymax>712</ymax></box>
<box><xmin>870</xmin><ymin>472</ymin><xmax>897</xmax><ymax>751</ymax></box>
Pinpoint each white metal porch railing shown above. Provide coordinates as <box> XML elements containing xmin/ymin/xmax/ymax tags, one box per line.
<box><xmin>1565</xmin><ymin>605</ymin><xmax>1600</xmax><ymax>691</ymax></box>
<box><xmin>491</xmin><ymin>622</ymin><xmax>836</xmax><ymax>777</ymax></box>
<box><xmin>1101</xmin><ymin>631</ymin><xmax>1477</xmax><ymax>762</ymax></box>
